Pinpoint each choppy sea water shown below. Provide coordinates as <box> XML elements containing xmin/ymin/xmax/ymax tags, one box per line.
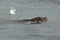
<box><xmin>0</xmin><ymin>0</ymin><xmax>60</xmax><ymax>40</ymax></box>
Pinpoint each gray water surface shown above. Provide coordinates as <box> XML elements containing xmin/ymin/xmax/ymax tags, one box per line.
<box><xmin>0</xmin><ymin>0</ymin><xmax>60</xmax><ymax>40</ymax></box>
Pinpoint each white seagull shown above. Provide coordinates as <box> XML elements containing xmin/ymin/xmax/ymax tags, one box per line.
<box><xmin>9</xmin><ymin>7</ymin><xmax>16</xmax><ymax>15</ymax></box>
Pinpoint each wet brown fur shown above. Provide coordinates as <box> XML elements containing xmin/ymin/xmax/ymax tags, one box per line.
<box><xmin>20</xmin><ymin>17</ymin><xmax>48</xmax><ymax>24</ymax></box>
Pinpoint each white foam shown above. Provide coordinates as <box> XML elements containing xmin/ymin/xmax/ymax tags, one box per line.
<box><xmin>9</xmin><ymin>7</ymin><xmax>16</xmax><ymax>15</ymax></box>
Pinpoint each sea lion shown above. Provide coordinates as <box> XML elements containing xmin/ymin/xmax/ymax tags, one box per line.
<box><xmin>19</xmin><ymin>16</ymin><xmax>48</xmax><ymax>24</ymax></box>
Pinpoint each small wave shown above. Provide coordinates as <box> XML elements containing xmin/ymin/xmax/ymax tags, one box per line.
<box><xmin>26</xmin><ymin>35</ymin><xmax>44</xmax><ymax>38</ymax></box>
<box><xmin>0</xmin><ymin>19</ymin><xmax>29</xmax><ymax>25</ymax></box>
<box><xmin>0</xmin><ymin>28</ymin><xmax>7</xmax><ymax>30</ymax></box>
